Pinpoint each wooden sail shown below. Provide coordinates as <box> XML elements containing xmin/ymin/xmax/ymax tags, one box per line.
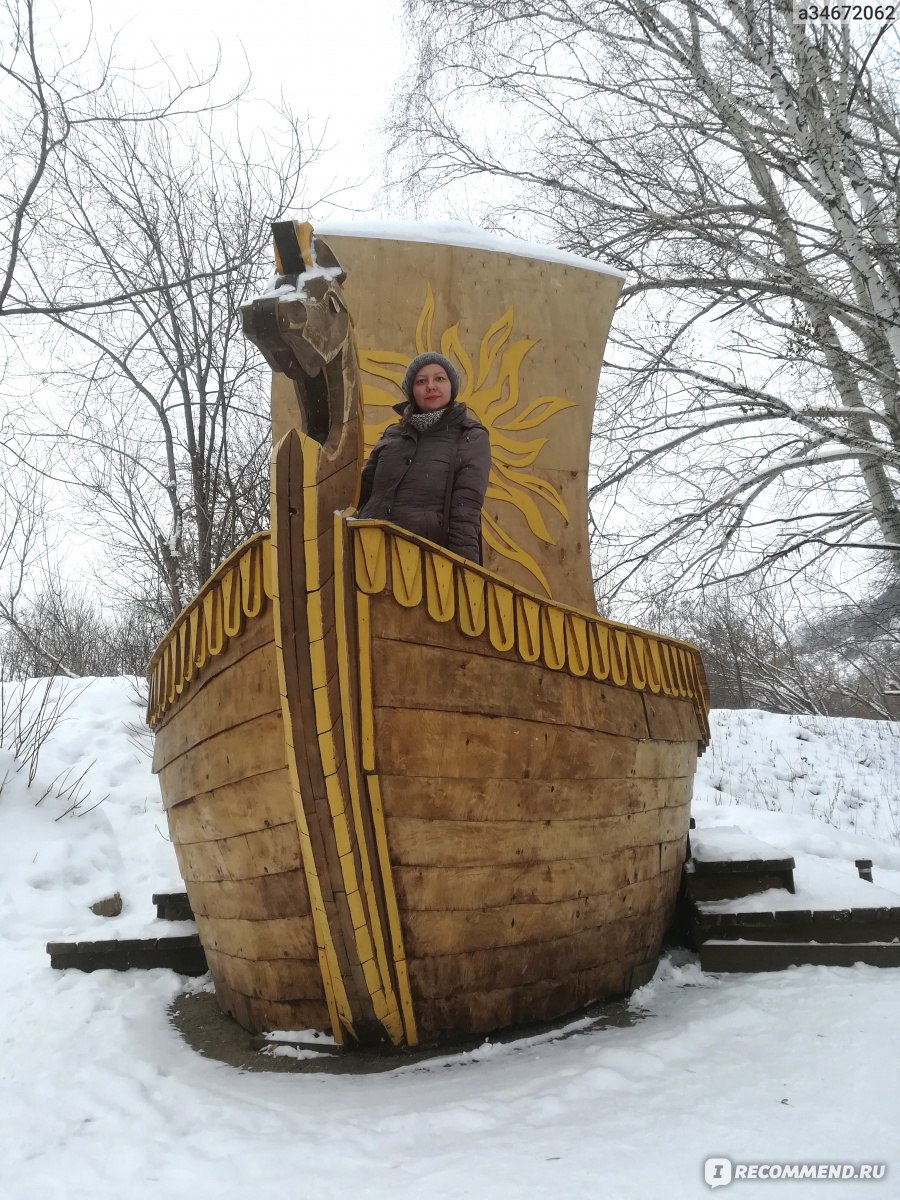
<box><xmin>147</xmin><ymin>221</ymin><xmax>709</xmax><ymax>1047</ymax></box>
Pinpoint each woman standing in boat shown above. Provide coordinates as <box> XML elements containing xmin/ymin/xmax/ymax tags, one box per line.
<box><xmin>356</xmin><ymin>352</ymin><xmax>491</xmax><ymax>563</ymax></box>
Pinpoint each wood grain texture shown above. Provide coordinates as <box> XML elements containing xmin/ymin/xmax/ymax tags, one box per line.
<box><xmin>385</xmin><ymin>809</ymin><xmax>689</xmax><ymax>869</ymax></box>
<box><xmin>373</xmin><ymin>706</ymin><xmax>698</xmax><ymax>782</ymax></box>
<box><xmin>204</xmin><ymin>946</ymin><xmax>325</xmax><ymax>1002</ymax></box>
<box><xmin>642</xmin><ymin>692</ymin><xmax>702</xmax><ymax>743</ymax></box>
<box><xmin>173</xmin><ymin>822</ymin><xmax>303</xmax><ymax>884</ymax></box>
<box><xmin>152</xmin><ymin>641</ymin><xmax>280</xmax><ymax>771</ymax></box>
<box><xmin>392</xmin><ymin>845</ymin><xmax>665</xmax><ymax>911</ymax></box>
<box><xmin>407</xmin><ymin>912</ymin><xmax>650</xmax><ymax>998</ymax></box>
<box><xmin>157</xmin><ymin>711</ymin><xmax>286</xmax><ymax>806</ymax></box>
<box><xmin>163</xmin><ymin>770</ymin><xmax>293</xmax><ymax>843</ymax></box>
<box><xmin>194</xmin><ymin>914</ymin><xmax>317</xmax><ymax>961</ymax></box>
<box><xmin>372</xmin><ymin>636</ymin><xmax>649</xmax><ymax>739</ymax></box>
<box><xmin>300</xmin><ymin>232</ymin><xmax>623</xmax><ymax>609</ymax></box>
<box><xmin>151</xmin><ymin>599</ymin><xmax>275</xmax><ymax>743</ymax></box>
<box><xmin>399</xmin><ymin>871</ymin><xmax>681</xmax><ymax>957</ymax></box>
<box><xmin>414</xmin><ymin>959</ymin><xmax>634</xmax><ymax>1038</ymax></box>
<box><xmin>377</xmin><ymin>774</ymin><xmax>694</xmax><ymax>823</ymax></box>
<box><xmin>214</xmin><ymin>977</ymin><xmax>330</xmax><ymax>1034</ymax></box>
<box><xmin>186</xmin><ymin>870</ymin><xmax>311</xmax><ymax>922</ymax></box>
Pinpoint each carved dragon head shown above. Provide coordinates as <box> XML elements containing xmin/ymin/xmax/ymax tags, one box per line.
<box><xmin>241</xmin><ymin>221</ymin><xmax>358</xmax><ymax>447</ymax></box>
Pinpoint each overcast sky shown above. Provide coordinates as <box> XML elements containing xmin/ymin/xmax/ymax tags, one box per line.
<box><xmin>88</xmin><ymin>0</ymin><xmax>412</xmax><ymax>220</ymax></box>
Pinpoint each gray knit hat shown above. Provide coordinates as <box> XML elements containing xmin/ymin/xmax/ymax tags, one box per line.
<box><xmin>402</xmin><ymin>352</ymin><xmax>460</xmax><ymax>404</ymax></box>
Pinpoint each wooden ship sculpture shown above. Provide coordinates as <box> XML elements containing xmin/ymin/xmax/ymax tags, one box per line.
<box><xmin>147</xmin><ymin>221</ymin><xmax>710</xmax><ymax>1048</ymax></box>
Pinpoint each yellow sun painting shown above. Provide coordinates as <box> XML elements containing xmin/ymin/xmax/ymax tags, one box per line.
<box><xmin>358</xmin><ymin>285</ymin><xmax>574</xmax><ymax>597</ymax></box>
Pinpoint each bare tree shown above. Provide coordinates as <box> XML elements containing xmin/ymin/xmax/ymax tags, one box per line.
<box><xmin>0</xmin><ymin>0</ymin><xmax>229</xmax><ymax>325</ymax></box>
<box><xmin>22</xmin><ymin>105</ymin><xmax>317</xmax><ymax>621</ymax></box>
<box><xmin>392</xmin><ymin>0</ymin><xmax>900</xmax><ymax>608</ymax></box>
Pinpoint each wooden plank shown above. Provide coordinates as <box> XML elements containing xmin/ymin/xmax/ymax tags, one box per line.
<box><xmin>661</xmin><ymin>836</ymin><xmax>689</xmax><ymax>874</ymax></box>
<box><xmin>393</xmin><ymin>845</ymin><xmax>664</xmax><ymax>911</ymax></box>
<box><xmin>407</xmin><ymin>913</ymin><xmax>650</xmax><ymax>998</ymax></box>
<box><xmin>186</xmin><ymin>870</ymin><xmax>311</xmax><ymax>921</ymax></box>
<box><xmin>700</xmin><ymin>939</ymin><xmax>900</xmax><ymax>972</ymax></box>
<box><xmin>152</xmin><ymin>892</ymin><xmax>193</xmax><ymax>921</ymax></box>
<box><xmin>400</xmin><ymin>871</ymin><xmax>680</xmax><ymax>957</ymax></box>
<box><xmin>414</xmin><ymin>956</ymin><xmax>635</xmax><ymax>1039</ymax></box>
<box><xmin>686</xmin><ymin>871</ymin><xmax>794</xmax><ymax>902</ymax></box>
<box><xmin>693</xmin><ymin>909</ymin><xmax>900</xmax><ymax>946</ymax></box>
<box><xmin>152</xmin><ymin>641</ymin><xmax>281</xmax><ymax>771</ymax></box>
<box><xmin>47</xmin><ymin>935</ymin><xmax>207</xmax><ymax>975</ymax></box>
<box><xmin>194</xmin><ymin>914</ymin><xmax>318</xmax><ymax>961</ymax></box>
<box><xmin>156</xmin><ymin>710</ymin><xmax>286</xmax><ymax>806</ymax></box>
<box><xmin>152</xmin><ymin>606</ymin><xmax>275</xmax><ymax>741</ymax></box>
<box><xmin>173</xmin><ymin>822</ymin><xmax>302</xmax><ymax>884</ymax></box>
<box><xmin>372</xmin><ymin>707</ymin><xmax>699</xmax><ymax>781</ymax></box>
<box><xmin>163</xmin><ymin>768</ymin><xmax>293</xmax><ymax>842</ymax></box>
<box><xmin>214</xmin><ymin>976</ymin><xmax>331</xmax><ymax>1034</ymax></box>
<box><xmin>642</xmin><ymin>692</ymin><xmax>702</xmax><ymax>743</ymax></box>
<box><xmin>386</xmin><ymin>809</ymin><xmax>689</xmax><ymax>868</ymax></box>
<box><xmin>274</xmin><ymin>428</ymin><xmax>382</xmax><ymax>1039</ymax></box>
<box><xmin>204</xmin><ymin>945</ymin><xmax>327</xmax><ymax>1002</ymax></box>
<box><xmin>310</xmin><ymin>230</ymin><xmax>624</xmax><ymax>612</ymax></box>
<box><xmin>372</xmin><ymin>636</ymin><xmax>649</xmax><ymax>739</ymax></box>
<box><xmin>378</xmin><ymin>774</ymin><xmax>694</xmax><ymax>823</ymax></box>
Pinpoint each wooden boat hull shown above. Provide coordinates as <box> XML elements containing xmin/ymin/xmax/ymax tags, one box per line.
<box><xmin>150</xmin><ymin>535</ymin><xmax>332</xmax><ymax>1034</ymax></box>
<box><xmin>148</xmin><ymin>223</ymin><xmax>709</xmax><ymax>1048</ymax></box>
<box><xmin>149</xmin><ymin>439</ymin><xmax>707</xmax><ymax>1045</ymax></box>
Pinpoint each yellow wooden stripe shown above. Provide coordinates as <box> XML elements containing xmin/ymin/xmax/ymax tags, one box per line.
<box><xmin>516</xmin><ymin>594</ymin><xmax>542</xmax><ymax>662</ymax></box>
<box><xmin>486</xmin><ymin>581</ymin><xmax>515</xmax><ymax>652</ymax></box>
<box><xmin>540</xmin><ymin>604</ymin><xmax>566</xmax><ymax>670</ymax></box>
<box><xmin>357</xmin><ymin>592</ymin><xmax>376</xmax><ymax>771</ymax></box>
<box><xmin>299</xmin><ymin>436</ymin><xmax>403</xmax><ymax>1044</ymax></box>
<box><xmin>333</xmin><ymin>514</ymin><xmax>405</xmax><ymax>1044</ymax></box>
<box><xmin>270</xmin><ymin>451</ymin><xmax>353</xmax><ymax>1044</ymax></box>
<box><xmin>391</xmin><ymin>537</ymin><xmax>423</xmax><ymax>608</ymax></box>
<box><xmin>365</xmin><ymin>774</ymin><xmax>418</xmax><ymax>1047</ymax></box>
<box><xmin>297</xmin><ymin>220</ymin><xmax>315</xmax><ymax>269</ymax></box>
<box><xmin>425</xmin><ymin>550</ymin><xmax>455</xmax><ymax>622</ymax></box>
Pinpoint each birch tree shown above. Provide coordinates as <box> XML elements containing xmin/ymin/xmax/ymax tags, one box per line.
<box><xmin>392</xmin><ymin>0</ymin><xmax>900</xmax><ymax>609</ymax></box>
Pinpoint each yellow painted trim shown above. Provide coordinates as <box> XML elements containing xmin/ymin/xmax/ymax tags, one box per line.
<box><xmin>145</xmin><ymin>531</ymin><xmax>272</xmax><ymax>727</ymax></box>
<box><xmin>349</xmin><ymin>520</ymin><xmax>710</xmax><ymax>747</ymax></box>
<box><xmin>268</xmin><ymin>490</ymin><xmax>352</xmax><ymax>1045</ymax></box>
<box><xmin>391</xmin><ymin>537</ymin><xmax>423</xmax><ymax>608</ymax></box>
<box><xmin>333</xmin><ymin>512</ymin><xmax>405</xmax><ymax>1045</ymax></box>
<box><xmin>364</xmin><ymin>774</ymin><xmax>419</xmax><ymax>1047</ymax></box>
<box><xmin>357</xmin><ymin>592</ymin><xmax>376</xmax><ymax>771</ymax></box>
<box><xmin>297</xmin><ymin>221</ymin><xmax>315</xmax><ymax>269</ymax></box>
<box><xmin>425</xmin><ymin>551</ymin><xmax>455</xmax><ymax>622</ymax></box>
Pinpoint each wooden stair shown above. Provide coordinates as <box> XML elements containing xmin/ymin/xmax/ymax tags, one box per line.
<box><xmin>47</xmin><ymin>891</ymin><xmax>206</xmax><ymax>975</ymax></box>
<box><xmin>686</xmin><ymin>827</ymin><xmax>900</xmax><ymax>972</ymax></box>
<box><xmin>685</xmin><ymin>826</ymin><xmax>795</xmax><ymax>901</ymax></box>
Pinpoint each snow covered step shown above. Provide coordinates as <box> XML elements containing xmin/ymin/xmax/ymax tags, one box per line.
<box><xmin>46</xmin><ymin>934</ymin><xmax>207</xmax><ymax>975</ymax></box>
<box><xmin>700</xmin><ymin>939</ymin><xmax>900</xmax><ymax>972</ymax></box>
<box><xmin>685</xmin><ymin>825</ymin><xmax>795</xmax><ymax>900</ymax></box>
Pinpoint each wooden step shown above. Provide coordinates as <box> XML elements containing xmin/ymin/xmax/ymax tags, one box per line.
<box><xmin>693</xmin><ymin>907</ymin><xmax>900</xmax><ymax>946</ymax></box>
<box><xmin>152</xmin><ymin>891</ymin><xmax>194</xmax><ymax>921</ymax></box>
<box><xmin>700</xmin><ymin>939</ymin><xmax>900</xmax><ymax>972</ymax></box>
<box><xmin>46</xmin><ymin>935</ymin><xmax>207</xmax><ymax>975</ymax></box>
<box><xmin>686</xmin><ymin>826</ymin><xmax>795</xmax><ymax>900</ymax></box>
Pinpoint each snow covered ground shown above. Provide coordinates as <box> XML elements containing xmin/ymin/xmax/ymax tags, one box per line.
<box><xmin>1</xmin><ymin>679</ymin><xmax>898</xmax><ymax>1199</ymax></box>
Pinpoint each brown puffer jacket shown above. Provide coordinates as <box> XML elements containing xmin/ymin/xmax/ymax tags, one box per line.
<box><xmin>357</xmin><ymin>402</ymin><xmax>491</xmax><ymax>563</ymax></box>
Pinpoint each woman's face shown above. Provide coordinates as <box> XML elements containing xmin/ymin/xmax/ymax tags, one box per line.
<box><xmin>412</xmin><ymin>364</ymin><xmax>453</xmax><ymax>411</ymax></box>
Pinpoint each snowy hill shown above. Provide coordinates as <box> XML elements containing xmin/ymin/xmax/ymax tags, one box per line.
<box><xmin>1</xmin><ymin>679</ymin><xmax>897</xmax><ymax>1199</ymax></box>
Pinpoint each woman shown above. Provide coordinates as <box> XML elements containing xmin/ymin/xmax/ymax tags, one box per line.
<box><xmin>356</xmin><ymin>352</ymin><xmax>491</xmax><ymax>563</ymax></box>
